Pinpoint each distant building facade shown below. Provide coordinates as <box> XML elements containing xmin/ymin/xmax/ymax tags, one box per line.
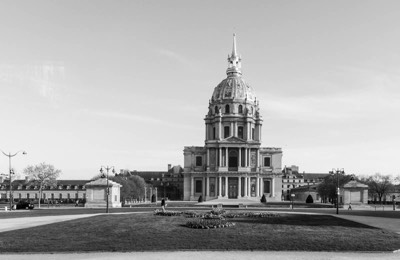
<box><xmin>0</xmin><ymin>179</ymin><xmax>88</xmax><ymax>202</ymax></box>
<box><xmin>183</xmin><ymin>35</ymin><xmax>283</xmax><ymax>202</ymax></box>
<box><xmin>281</xmin><ymin>165</ymin><xmax>329</xmax><ymax>200</ymax></box>
<box><xmin>121</xmin><ymin>164</ymin><xmax>184</xmax><ymax>200</ymax></box>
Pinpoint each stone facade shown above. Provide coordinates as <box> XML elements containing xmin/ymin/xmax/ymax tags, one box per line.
<box><xmin>183</xmin><ymin>35</ymin><xmax>283</xmax><ymax>202</ymax></box>
<box><xmin>343</xmin><ymin>180</ymin><xmax>368</xmax><ymax>205</ymax></box>
<box><xmin>84</xmin><ymin>178</ymin><xmax>122</xmax><ymax>208</ymax></box>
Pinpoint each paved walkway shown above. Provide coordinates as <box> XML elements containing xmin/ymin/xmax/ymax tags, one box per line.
<box><xmin>333</xmin><ymin>214</ymin><xmax>400</xmax><ymax>234</ymax></box>
<box><xmin>0</xmin><ymin>213</ymin><xmax>102</xmax><ymax>233</ymax></box>
<box><xmin>1</xmin><ymin>251</ymin><xmax>399</xmax><ymax>260</ymax></box>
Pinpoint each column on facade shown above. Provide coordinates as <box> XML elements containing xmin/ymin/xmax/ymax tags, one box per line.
<box><xmin>219</xmin><ymin>148</ymin><xmax>222</xmax><ymax>167</ymax></box>
<box><xmin>202</xmin><ymin>176</ymin><xmax>206</xmax><ymax>197</ymax></box>
<box><xmin>244</xmin><ymin>177</ymin><xmax>248</xmax><ymax>197</ymax></box>
<box><xmin>207</xmin><ymin>148</ymin><xmax>210</xmax><ymax>170</ymax></box>
<box><xmin>206</xmin><ymin>176</ymin><xmax>210</xmax><ymax>197</ymax></box>
<box><xmin>256</xmin><ymin>177</ymin><xmax>259</xmax><ymax>197</ymax></box>
<box><xmin>238</xmin><ymin>176</ymin><xmax>242</xmax><ymax>197</ymax></box>
<box><xmin>224</xmin><ymin>176</ymin><xmax>228</xmax><ymax>198</ymax></box>
<box><xmin>191</xmin><ymin>176</ymin><xmax>194</xmax><ymax>197</ymax></box>
<box><xmin>238</xmin><ymin>148</ymin><xmax>242</xmax><ymax>167</ymax></box>
<box><xmin>259</xmin><ymin>124</ymin><xmax>262</xmax><ymax>141</ymax></box>
<box><xmin>257</xmin><ymin>149</ymin><xmax>260</xmax><ymax>170</ymax></box>
<box><xmin>230</xmin><ymin>122</ymin><xmax>234</xmax><ymax>136</ymax></box>
<box><xmin>233</xmin><ymin>121</ymin><xmax>237</xmax><ymax>137</ymax></box>
<box><xmin>205</xmin><ymin>123</ymin><xmax>208</xmax><ymax>140</ymax></box>
<box><xmin>259</xmin><ymin>178</ymin><xmax>262</xmax><ymax>197</ymax></box>
<box><xmin>272</xmin><ymin>178</ymin><xmax>275</xmax><ymax>196</ymax></box>
<box><xmin>218</xmin><ymin>176</ymin><xmax>222</xmax><ymax>197</ymax></box>
<box><xmin>225</xmin><ymin>147</ymin><xmax>228</xmax><ymax>167</ymax></box>
<box><xmin>218</xmin><ymin>119</ymin><xmax>222</xmax><ymax>140</ymax></box>
<box><xmin>248</xmin><ymin>177</ymin><xmax>251</xmax><ymax>197</ymax></box>
<box><xmin>244</xmin><ymin>148</ymin><xmax>248</xmax><ymax>167</ymax></box>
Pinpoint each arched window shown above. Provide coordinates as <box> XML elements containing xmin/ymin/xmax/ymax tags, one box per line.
<box><xmin>215</xmin><ymin>106</ymin><xmax>219</xmax><ymax>114</ymax></box>
<box><xmin>225</xmin><ymin>104</ymin><xmax>230</xmax><ymax>114</ymax></box>
<box><xmin>238</xmin><ymin>105</ymin><xmax>243</xmax><ymax>114</ymax></box>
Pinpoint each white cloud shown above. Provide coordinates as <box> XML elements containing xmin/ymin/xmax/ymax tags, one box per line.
<box><xmin>156</xmin><ymin>49</ymin><xmax>192</xmax><ymax>66</ymax></box>
<box><xmin>84</xmin><ymin>109</ymin><xmax>195</xmax><ymax>129</ymax></box>
<box><xmin>0</xmin><ymin>62</ymin><xmax>65</xmax><ymax>103</ymax></box>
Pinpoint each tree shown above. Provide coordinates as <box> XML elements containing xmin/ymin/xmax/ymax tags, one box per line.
<box><xmin>317</xmin><ymin>172</ymin><xmax>352</xmax><ymax>204</ymax></box>
<box><xmin>24</xmin><ymin>163</ymin><xmax>61</xmax><ymax>208</ymax></box>
<box><xmin>362</xmin><ymin>173</ymin><xmax>395</xmax><ymax>202</ymax></box>
<box><xmin>111</xmin><ymin>175</ymin><xmax>146</xmax><ymax>203</ymax></box>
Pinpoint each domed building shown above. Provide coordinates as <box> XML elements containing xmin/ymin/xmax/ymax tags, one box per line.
<box><xmin>183</xmin><ymin>35</ymin><xmax>283</xmax><ymax>202</ymax></box>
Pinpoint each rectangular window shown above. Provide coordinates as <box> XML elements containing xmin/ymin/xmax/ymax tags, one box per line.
<box><xmin>264</xmin><ymin>157</ymin><xmax>271</xmax><ymax>167</ymax></box>
<box><xmin>59</xmin><ymin>193</ymin><xmax>62</xmax><ymax>199</ymax></box>
<box><xmin>264</xmin><ymin>180</ymin><xmax>271</xmax><ymax>193</ymax></box>
<box><xmin>35</xmin><ymin>193</ymin><xmax>38</xmax><ymax>199</ymax></box>
<box><xmin>67</xmin><ymin>193</ymin><xmax>70</xmax><ymax>199</ymax></box>
<box><xmin>195</xmin><ymin>180</ymin><xmax>202</xmax><ymax>193</ymax></box>
<box><xmin>76</xmin><ymin>193</ymin><xmax>79</xmax><ymax>199</ymax></box>
<box><xmin>27</xmin><ymin>193</ymin><xmax>30</xmax><ymax>199</ymax></box>
<box><xmin>238</xmin><ymin>126</ymin><xmax>243</xmax><ymax>139</ymax></box>
<box><xmin>252</xmin><ymin>128</ymin><xmax>255</xmax><ymax>140</ymax></box>
<box><xmin>224</xmin><ymin>126</ymin><xmax>230</xmax><ymax>138</ymax></box>
<box><xmin>196</xmin><ymin>156</ymin><xmax>202</xmax><ymax>166</ymax></box>
<box><xmin>213</xmin><ymin>127</ymin><xmax>216</xmax><ymax>139</ymax></box>
<box><xmin>115</xmin><ymin>195</ymin><xmax>117</xmax><ymax>202</ymax></box>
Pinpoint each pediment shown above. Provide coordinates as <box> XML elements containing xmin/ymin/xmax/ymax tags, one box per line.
<box><xmin>223</xmin><ymin>136</ymin><xmax>246</xmax><ymax>143</ymax></box>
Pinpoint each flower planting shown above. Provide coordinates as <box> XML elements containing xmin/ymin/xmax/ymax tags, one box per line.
<box><xmin>185</xmin><ymin>218</ymin><xmax>235</xmax><ymax>229</ymax></box>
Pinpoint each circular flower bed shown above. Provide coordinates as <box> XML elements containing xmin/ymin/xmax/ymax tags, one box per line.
<box><xmin>186</xmin><ymin>218</ymin><xmax>235</xmax><ymax>229</ymax></box>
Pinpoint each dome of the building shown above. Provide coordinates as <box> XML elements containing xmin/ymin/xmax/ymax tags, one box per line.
<box><xmin>211</xmin><ymin>75</ymin><xmax>256</xmax><ymax>102</ymax></box>
<box><xmin>210</xmin><ymin>33</ymin><xmax>257</xmax><ymax>103</ymax></box>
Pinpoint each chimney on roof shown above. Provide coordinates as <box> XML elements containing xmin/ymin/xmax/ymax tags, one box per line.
<box><xmin>168</xmin><ymin>164</ymin><xmax>172</xmax><ymax>171</ymax></box>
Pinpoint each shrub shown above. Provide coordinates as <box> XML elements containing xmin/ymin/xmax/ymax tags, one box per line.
<box><xmin>210</xmin><ymin>207</ymin><xmax>226</xmax><ymax>215</ymax></box>
<box><xmin>154</xmin><ymin>209</ymin><xmax>182</xmax><ymax>216</ymax></box>
<box><xmin>306</xmin><ymin>195</ymin><xmax>314</xmax><ymax>203</ymax></box>
<box><xmin>260</xmin><ymin>194</ymin><xmax>267</xmax><ymax>203</ymax></box>
<box><xmin>198</xmin><ymin>195</ymin><xmax>203</xmax><ymax>203</ymax></box>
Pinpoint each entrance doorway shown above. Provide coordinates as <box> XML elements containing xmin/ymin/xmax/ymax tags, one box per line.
<box><xmin>228</xmin><ymin>177</ymin><xmax>238</xmax><ymax>199</ymax></box>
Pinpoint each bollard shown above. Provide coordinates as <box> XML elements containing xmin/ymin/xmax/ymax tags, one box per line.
<box><xmin>4</xmin><ymin>206</ymin><xmax>7</xmax><ymax>211</ymax></box>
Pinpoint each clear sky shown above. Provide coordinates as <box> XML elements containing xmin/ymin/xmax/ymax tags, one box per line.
<box><xmin>1</xmin><ymin>0</ymin><xmax>399</xmax><ymax>179</ymax></box>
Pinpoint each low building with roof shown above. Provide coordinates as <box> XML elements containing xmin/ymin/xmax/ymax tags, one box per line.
<box><xmin>0</xmin><ymin>179</ymin><xmax>88</xmax><ymax>203</ymax></box>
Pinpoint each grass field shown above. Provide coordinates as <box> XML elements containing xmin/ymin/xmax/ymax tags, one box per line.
<box><xmin>0</xmin><ymin>212</ymin><xmax>399</xmax><ymax>252</ymax></box>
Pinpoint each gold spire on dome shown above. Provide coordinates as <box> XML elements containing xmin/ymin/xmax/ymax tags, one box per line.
<box><xmin>227</xmin><ymin>33</ymin><xmax>242</xmax><ymax>76</ymax></box>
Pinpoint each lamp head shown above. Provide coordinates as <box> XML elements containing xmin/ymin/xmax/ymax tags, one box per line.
<box><xmin>22</xmin><ymin>151</ymin><xmax>27</xmax><ymax>155</ymax></box>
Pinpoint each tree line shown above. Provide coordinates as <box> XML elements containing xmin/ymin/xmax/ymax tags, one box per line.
<box><xmin>317</xmin><ymin>172</ymin><xmax>399</xmax><ymax>203</ymax></box>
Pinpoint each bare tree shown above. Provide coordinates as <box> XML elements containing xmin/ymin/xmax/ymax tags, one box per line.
<box><xmin>24</xmin><ymin>162</ymin><xmax>61</xmax><ymax>208</ymax></box>
<box><xmin>362</xmin><ymin>173</ymin><xmax>395</xmax><ymax>202</ymax></box>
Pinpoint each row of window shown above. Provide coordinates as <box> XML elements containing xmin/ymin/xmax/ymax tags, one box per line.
<box><xmin>214</xmin><ymin>104</ymin><xmax>254</xmax><ymax>115</ymax></box>
<box><xmin>195</xmin><ymin>155</ymin><xmax>271</xmax><ymax>167</ymax></box>
<box><xmin>211</xmin><ymin>126</ymin><xmax>255</xmax><ymax>140</ymax></box>
<box><xmin>0</xmin><ymin>192</ymin><xmax>86</xmax><ymax>200</ymax></box>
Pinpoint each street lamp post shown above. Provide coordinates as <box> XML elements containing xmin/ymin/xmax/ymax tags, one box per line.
<box><xmin>99</xmin><ymin>166</ymin><xmax>115</xmax><ymax>214</ymax></box>
<box><xmin>291</xmin><ymin>193</ymin><xmax>295</xmax><ymax>209</ymax></box>
<box><xmin>1</xmin><ymin>150</ymin><xmax>27</xmax><ymax>210</ymax></box>
<box><xmin>330</xmin><ymin>168</ymin><xmax>344</xmax><ymax>215</ymax></box>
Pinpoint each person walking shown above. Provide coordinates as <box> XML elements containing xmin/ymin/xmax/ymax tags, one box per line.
<box><xmin>348</xmin><ymin>203</ymin><xmax>352</xmax><ymax>210</ymax></box>
<box><xmin>161</xmin><ymin>198</ymin><xmax>166</xmax><ymax>212</ymax></box>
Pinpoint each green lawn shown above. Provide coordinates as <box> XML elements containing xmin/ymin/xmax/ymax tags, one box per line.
<box><xmin>0</xmin><ymin>212</ymin><xmax>399</xmax><ymax>252</ymax></box>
